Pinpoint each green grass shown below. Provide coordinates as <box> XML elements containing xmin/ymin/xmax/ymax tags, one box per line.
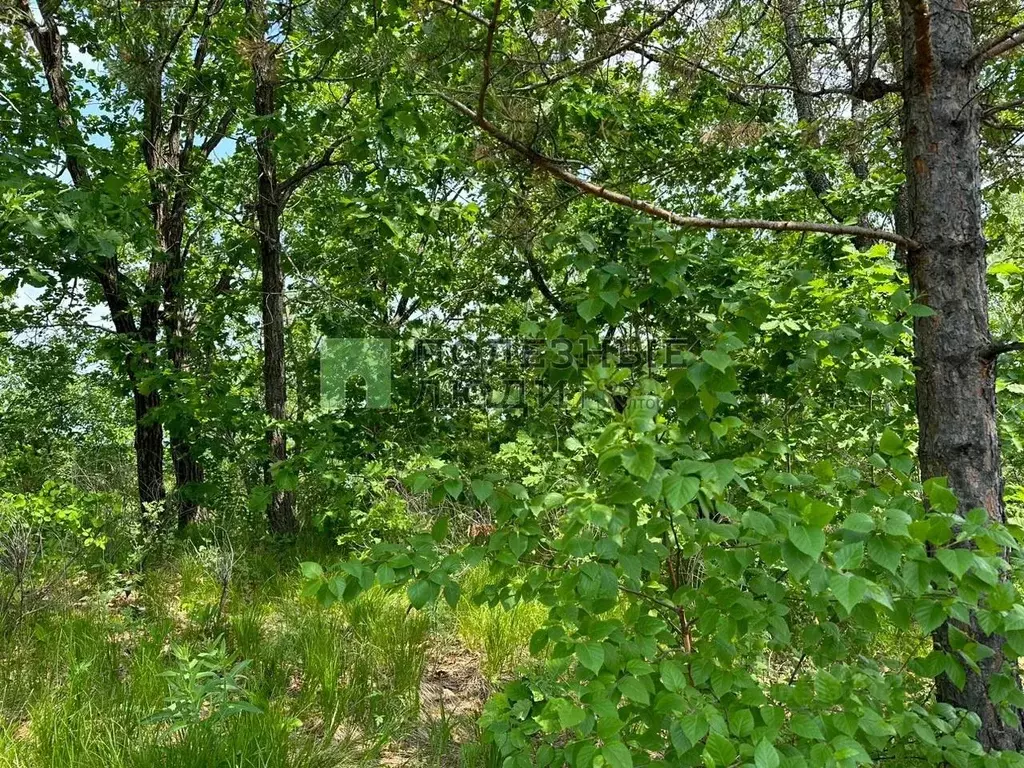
<box><xmin>0</xmin><ymin>544</ymin><xmax>549</xmax><ymax>767</ymax></box>
<box><xmin>452</xmin><ymin>566</ymin><xmax>546</xmax><ymax>681</ymax></box>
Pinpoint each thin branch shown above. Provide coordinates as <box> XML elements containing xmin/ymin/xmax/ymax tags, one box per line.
<box><xmin>983</xmin><ymin>98</ymin><xmax>1024</xmax><ymax>118</ymax></box>
<box><xmin>478</xmin><ymin>0</ymin><xmax>503</xmax><ymax>116</ymax></box>
<box><xmin>975</xmin><ymin>22</ymin><xmax>1024</xmax><ymax>63</ymax></box>
<box><xmin>631</xmin><ymin>42</ymin><xmax>863</xmax><ymax>98</ymax></box>
<box><xmin>156</xmin><ymin>0</ymin><xmax>203</xmax><ymax>79</ymax></box>
<box><xmin>523</xmin><ymin>242</ymin><xmax>568</xmax><ymax>314</ymax></box>
<box><xmin>200</xmin><ymin>107</ymin><xmax>237</xmax><ymax>157</ymax></box>
<box><xmin>432</xmin><ymin>0</ymin><xmax>488</xmax><ymax>25</ymax></box>
<box><xmin>983</xmin><ymin>340</ymin><xmax>1024</xmax><ymax>359</ymax></box>
<box><xmin>516</xmin><ymin>0</ymin><xmax>689</xmax><ymax>93</ymax></box>
<box><xmin>279</xmin><ymin>133</ymin><xmax>350</xmax><ymax>204</ymax></box>
<box><xmin>438</xmin><ymin>93</ymin><xmax>920</xmax><ymax>251</ymax></box>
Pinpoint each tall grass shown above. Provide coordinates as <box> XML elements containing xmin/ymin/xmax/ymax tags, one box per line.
<box><xmin>453</xmin><ymin>566</ymin><xmax>546</xmax><ymax>680</ymax></box>
<box><xmin>0</xmin><ymin>546</ymin><xmax>437</xmax><ymax>768</ymax></box>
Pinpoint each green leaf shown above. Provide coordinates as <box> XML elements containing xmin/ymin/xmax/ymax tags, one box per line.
<box><xmin>578</xmin><ymin>231</ymin><xmax>599</xmax><ymax>253</ymax></box>
<box><xmin>577</xmin><ymin>298</ymin><xmax>603</xmax><ymax>322</ymax></box>
<box><xmin>754</xmin><ymin>740</ymin><xmax>780</xmax><ymax>768</ymax></box>
<box><xmin>866</xmin><ymin>536</ymin><xmax>901</xmax><ymax>573</ymax></box>
<box><xmin>578</xmin><ymin>642</ymin><xmax>605</xmax><ymax>674</ymax></box>
<box><xmin>907</xmin><ymin>303</ymin><xmax>936</xmax><ymax>317</ymax></box>
<box><xmin>431</xmin><ymin>515</ymin><xmax>449</xmax><ymax>542</ymax></box>
<box><xmin>915</xmin><ymin>600</ymin><xmax>947</xmax><ymax>634</ymax></box>
<box><xmin>408</xmin><ymin>579</ymin><xmax>438</xmax><ymax>609</ymax></box>
<box><xmin>936</xmin><ymin>548</ymin><xmax>974</xmax><ymax>579</ymax></box>
<box><xmin>618</xmin><ymin>675</ymin><xmax>649</xmax><ymax>705</ymax></box>
<box><xmin>704</xmin><ymin>732</ymin><xmax>736</xmax><ymax>766</ymax></box>
<box><xmin>443</xmin><ymin>478</ymin><xmax>463</xmax><ymax>499</ymax></box>
<box><xmin>790</xmin><ymin>713</ymin><xmax>825</xmax><ymax>740</ymax></box>
<box><xmin>728</xmin><ymin>708</ymin><xmax>754</xmax><ymax>737</ymax></box>
<box><xmin>621</xmin><ymin>443</ymin><xmax>656</xmax><ymax>480</ymax></box>
<box><xmin>830</xmin><ymin>572</ymin><xmax>868</xmax><ymax>613</ymax></box>
<box><xmin>833</xmin><ymin>542</ymin><xmax>864</xmax><ymax>571</ymax></box>
<box><xmin>701</xmin><ymin>349</ymin><xmax>733</xmax><ymax>372</ymax></box>
<box><xmin>557</xmin><ymin>701</ymin><xmax>587</xmax><ymax>729</ymax></box>
<box><xmin>443</xmin><ymin>581</ymin><xmax>461</xmax><ymax>608</ymax></box>
<box><xmin>923</xmin><ymin>478</ymin><xmax>958</xmax><ymax>513</ymax></box>
<box><xmin>299</xmin><ymin>561</ymin><xmax>323</xmax><ymax>580</ymax></box>
<box><xmin>788</xmin><ymin>524</ymin><xmax>825</xmax><ymax>560</ymax></box>
<box><xmin>660</xmin><ymin>660</ymin><xmax>688</xmax><ymax>693</ymax></box>
<box><xmin>529</xmin><ymin>628</ymin><xmax>549</xmax><ymax>655</ymax></box>
<box><xmin>664</xmin><ymin>473</ymin><xmax>700</xmax><ymax>510</ymax></box>
<box><xmin>471</xmin><ymin>479</ymin><xmax>494</xmax><ymax>501</ymax></box>
<box><xmin>878</xmin><ymin>428</ymin><xmax>905</xmax><ymax>456</ymax></box>
<box><xmin>601</xmin><ymin>741</ymin><xmax>633</xmax><ymax>768</ymax></box>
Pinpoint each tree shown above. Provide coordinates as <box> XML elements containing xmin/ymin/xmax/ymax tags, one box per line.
<box><xmin>10</xmin><ymin>0</ymin><xmax>236</xmax><ymax>528</ymax></box>
<box><xmin>420</xmin><ymin>0</ymin><xmax>1024</xmax><ymax>749</ymax></box>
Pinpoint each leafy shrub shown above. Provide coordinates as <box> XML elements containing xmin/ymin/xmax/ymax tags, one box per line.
<box><xmin>145</xmin><ymin>637</ymin><xmax>260</xmax><ymax>735</ymax></box>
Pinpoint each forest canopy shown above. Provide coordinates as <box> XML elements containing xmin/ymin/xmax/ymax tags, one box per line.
<box><xmin>2</xmin><ymin>0</ymin><xmax>1024</xmax><ymax>765</ymax></box>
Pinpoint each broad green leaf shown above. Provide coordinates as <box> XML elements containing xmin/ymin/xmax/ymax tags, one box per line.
<box><xmin>622</xmin><ymin>443</ymin><xmax>656</xmax><ymax>480</ymax></box>
<box><xmin>754</xmin><ymin>739</ymin><xmax>780</xmax><ymax>768</ymax></box>
<box><xmin>601</xmin><ymin>741</ymin><xmax>633</xmax><ymax>768</ymax></box>
<box><xmin>664</xmin><ymin>472</ymin><xmax>700</xmax><ymax>510</ymax></box>
<box><xmin>788</xmin><ymin>524</ymin><xmax>825</xmax><ymax>560</ymax></box>
<box><xmin>578</xmin><ymin>642</ymin><xmax>605</xmax><ymax>674</ymax></box>
<box><xmin>471</xmin><ymin>479</ymin><xmax>494</xmax><ymax>501</ymax></box>
<box><xmin>830</xmin><ymin>572</ymin><xmax>868</xmax><ymax>613</ymax></box>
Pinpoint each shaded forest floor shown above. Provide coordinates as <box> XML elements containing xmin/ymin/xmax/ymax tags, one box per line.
<box><xmin>0</xmin><ymin>533</ymin><xmax>545</xmax><ymax>767</ymax></box>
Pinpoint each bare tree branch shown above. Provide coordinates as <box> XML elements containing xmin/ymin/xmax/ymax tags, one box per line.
<box><xmin>200</xmin><ymin>108</ymin><xmax>237</xmax><ymax>157</ymax></box>
<box><xmin>983</xmin><ymin>98</ymin><xmax>1024</xmax><ymax>118</ymax></box>
<box><xmin>432</xmin><ymin>0</ymin><xmax>488</xmax><ymax>25</ymax></box>
<box><xmin>515</xmin><ymin>0</ymin><xmax>689</xmax><ymax>93</ymax></box>
<box><xmin>975</xmin><ymin>22</ymin><xmax>1024</xmax><ymax>63</ymax></box>
<box><xmin>478</xmin><ymin>0</ymin><xmax>503</xmax><ymax>116</ymax></box>
<box><xmin>523</xmin><ymin>241</ymin><xmax>568</xmax><ymax>314</ymax></box>
<box><xmin>156</xmin><ymin>0</ymin><xmax>203</xmax><ymax>79</ymax></box>
<box><xmin>984</xmin><ymin>340</ymin><xmax>1024</xmax><ymax>359</ymax></box>
<box><xmin>279</xmin><ymin>134</ymin><xmax>349</xmax><ymax>204</ymax></box>
<box><xmin>438</xmin><ymin>94</ymin><xmax>920</xmax><ymax>250</ymax></box>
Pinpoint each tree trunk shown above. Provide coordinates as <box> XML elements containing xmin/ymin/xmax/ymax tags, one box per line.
<box><xmin>901</xmin><ymin>0</ymin><xmax>1024</xmax><ymax>749</ymax></box>
<box><xmin>133</xmin><ymin>388</ymin><xmax>166</xmax><ymax>517</ymax></box>
<box><xmin>248</xmin><ymin>0</ymin><xmax>298</xmax><ymax>534</ymax></box>
<box><xmin>161</xmin><ymin>213</ymin><xmax>205</xmax><ymax>529</ymax></box>
<box><xmin>17</xmin><ymin>1</ymin><xmax>170</xmax><ymax>516</ymax></box>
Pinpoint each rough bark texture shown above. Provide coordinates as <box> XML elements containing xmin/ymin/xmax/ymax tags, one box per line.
<box><xmin>17</xmin><ymin>0</ymin><xmax>169</xmax><ymax>516</ymax></box>
<box><xmin>142</xmin><ymin>71</ymin><xmax>206</xmax><ymax>530</ymax></box>
<box><xmin>247</xmin><ymin>0</ymin><xmax>298</xmax><ymax>534</ymax></box>
<box><xmin>901</xmin><ymin>0</ymin><xmax>1024</xmax><ymax>748</ymax></box>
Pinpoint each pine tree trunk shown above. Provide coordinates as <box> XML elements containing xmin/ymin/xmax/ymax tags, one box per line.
<box><xmin>901</xmin><ymin>0</ymin><xmax>1024</xmax><ymax>748</ymax></box>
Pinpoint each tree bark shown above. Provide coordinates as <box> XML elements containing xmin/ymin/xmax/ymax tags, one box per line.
<box><xmin>143</xmin><ymin>80</ymin><xmax>206</xmax><ymax>531</ymax></box>
<box><xmin>900</xmin><ymin>0</ymin><xmax>1024</xmax><ymax>748</ymax></box>
<box><xmin>247</xmin><ymin>0</ymin><xmax>298</xmax><ymax>534</ymax></box>
<box><xmin>132</xmin><ymin>389</ymin><xmax>166</xmax><ymax>515</ymax></box>
<box><xmin>16</xmin><ymin>0</ymin><xmax>169</xmax><ymax>517</ymax></box>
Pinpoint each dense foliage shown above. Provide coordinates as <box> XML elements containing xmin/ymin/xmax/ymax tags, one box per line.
<box><xmin>2</xmin><ymin>0</ymin><xmax>1024</xmax><ymax>765</ymax></box>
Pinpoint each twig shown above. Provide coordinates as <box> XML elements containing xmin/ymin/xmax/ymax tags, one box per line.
<box><xmin>515</xmin><ymin>0</ymin><xmax>690</xmax><ymax>93</ymax></box>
